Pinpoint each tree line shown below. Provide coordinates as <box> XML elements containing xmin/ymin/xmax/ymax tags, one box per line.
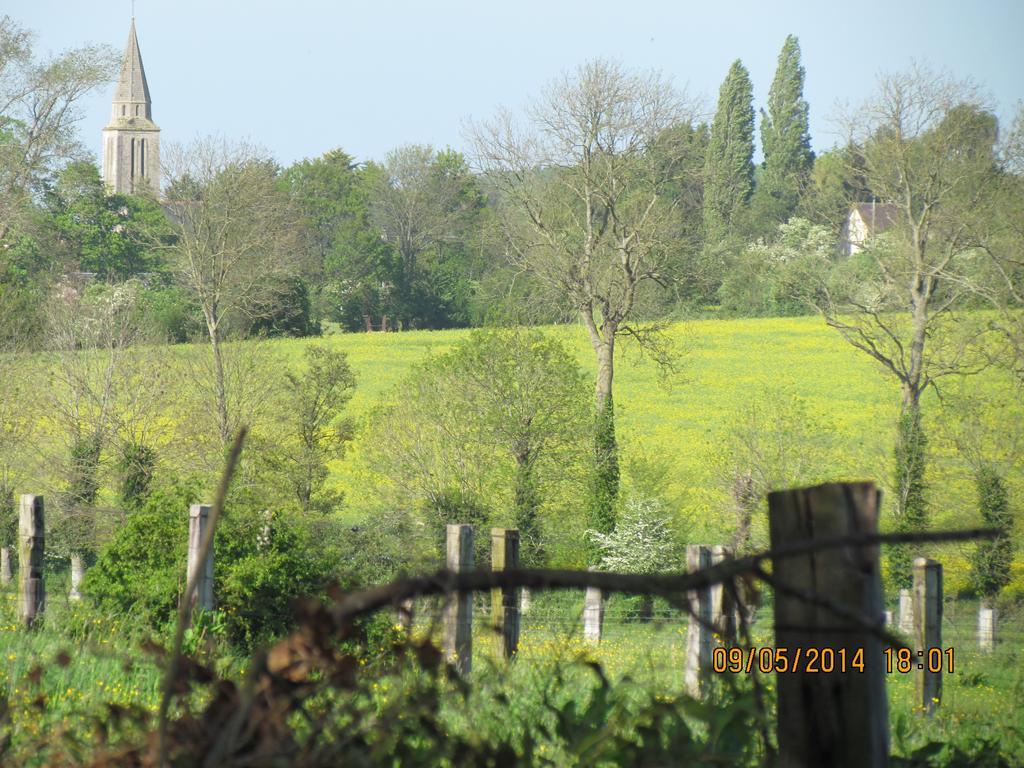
<box><xmin>1</xmin><ymin>13</ymin><xmax>1021</xmax><ymax>606</ymax></box>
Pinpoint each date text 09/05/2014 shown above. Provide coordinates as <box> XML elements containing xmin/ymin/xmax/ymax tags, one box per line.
<box><xmin>712</xmin><ymin>646</ymin><xmax>955</xmax><ymax>674</ymax></box>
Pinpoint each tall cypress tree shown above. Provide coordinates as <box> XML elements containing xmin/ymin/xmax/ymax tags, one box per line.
<box><xmin>704</xmin><ymin>60</ymin><xmax>755</xmax><ymax>241</ymax></box>
<box><xmin>757</xmin><ymin>35</ymin><xmax>813</xmax><ymax>226</ymax></box>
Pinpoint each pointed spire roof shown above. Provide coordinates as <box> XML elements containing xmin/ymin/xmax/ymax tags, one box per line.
<box><xmin>113</xmin><ymin>19</ymin><xmax>151</xmax><ymax>110</ymax></box>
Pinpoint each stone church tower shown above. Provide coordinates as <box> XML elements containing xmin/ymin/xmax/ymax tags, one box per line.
<box><xmin>102</xmin><ymin>19</ymin><xmax>160</xmax><ymax>195</ymax></box>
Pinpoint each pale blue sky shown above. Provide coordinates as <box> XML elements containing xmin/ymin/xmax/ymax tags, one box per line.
<box><xmin>9</xmin><ymin>0</ymin><xmax>1024</xmax><ymax>168</ymax></box>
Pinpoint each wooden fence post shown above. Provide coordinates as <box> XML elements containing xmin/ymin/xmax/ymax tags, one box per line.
<box><xmin>187</xmin><ymin>504</ymin><xmax>215</xmax><ymax>615</ymax></box>
<box><xmin>977</xmin><ymin>604</ymin><xmax>995</xmax><ymax>651</ymax></box>
<box><xmin>898</xmin><ymin>588</ymin><xmax>913</xmax><ymax>635</ymax></box>
<box><xmin>0</xmin><ymin>546</ymin><xmax>11</xmax><ymax>586</ymax></box>
<box><xmin>396</xmin><ymin>598</ymin><xmax>415</xmax><ymax>631</ymax></box>
<box><xmin>69</xmin><ymin>553</ymin><xmax>84</xmax><ymax>600</ymax></box>
<box><xmin>710</xmin><ymin>544</ymin><xmax>736</xmax><ymax>644</ymax></box>
<box><xmin>768</xmin><ymin>482</ymin><xmax>888</xmax><ymax>768</ymax></box>
<box><xmin>18</xmin><ymin>494</ymin><xmax>45</xmax><ymax>628</ymax></box>
<box><xmin>443</xmin><ymin>524</ymin><xmax>473</xmax><ymax>675</ymax></box>
<box><xmin>490</xmin><ymin>528</ymin><xmax>520</xmax><ymax>660</ymax></box>
<box><xmin>684</xmin><ymin>544</ymin><xmax>712</xmax><ymax>698</ymax></box>
<box><xmin>583</xmin><ymin>568</ymin><xmax>603</xmax><ymax>645</ymax></box>
<box><xmin>913</xmin><ymin>557</ymin><xmax>942</xmax><ymax>715</ymax></box>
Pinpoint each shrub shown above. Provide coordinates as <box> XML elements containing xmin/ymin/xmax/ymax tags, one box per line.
<box><xmin>84</xmin><ymin>482</ymin><xmax>195</xmax><ymax>627</ymax></box>
<box><xmin>215</xmin><ymin>508</ymin><xmax>335</xmax><ymax>649</ymax></box>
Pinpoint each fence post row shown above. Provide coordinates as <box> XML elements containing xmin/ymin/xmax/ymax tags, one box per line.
<box><xmin>898</xmin><ymin>588</ymin><xmax>913</xmax><ymax>636</ymax></box>
<box><xmin>490</xmin><ymin>528</ymin><xmax>521</xmax><ymax>660</ymax></box>
<box><xmin>768</xmin><ymin>482</ymin><xmax>889</xmax><ymax>768</ymax></box>
<box><xmin>69</xmin><ymin>553</ymin><xmax>85</xmax><ymax>601</ymax></box>
<box><xmin>443</xmin><ymin>524</ymin><xmax>474</xmax><ymax>675</ymax></box>
<box><xmin>187</xmin><ymin>504</ymin><xmax>215</xmax><ymax>618</ymax></box>
<box><xmin>977</xmin><ymin>604</ymin><xmax>995</xmax><ymax>651</ymax></box>
<box><xmin>0</xmin><ymin>545</ymin><xmax>12</xmax><ymax>585</ymax></box>
<box><xmin>913</xmin><ymin>557</ymin><xmax>942</xmax><ymax>716</ymax></box>
<box><xmin>684</xmin><ymin>544</ymin><xmax>713</xmax><ymax>698</ymax></box>
<box><xmin>18</xmin><ymin>494</ymin><xmax>45</xmax><ymax>628</ymax></box>
<box><xmin>487</xmin><ymin>528</ymin><xmax>520</xmax><ymax>663</ymax></box>
<box><xmin>583</xmin><ymin>568</ymin><xmax>603</xmax><ymax>645</ymax></box>
<box><xmin>710</xmin><ymin>544</ymin><xmax>737</xmax><ymax>645</ymax></box>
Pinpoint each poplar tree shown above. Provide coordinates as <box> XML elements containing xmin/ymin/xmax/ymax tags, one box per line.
<box><xmin>704</xmin><ymin>60</ymin><xmax>755</xmax><ymax>240</ymax></box>
<box><xmin>757</xmin><ymin>35</ymin><xmax>814</xmax><ymax>226</ymax></box>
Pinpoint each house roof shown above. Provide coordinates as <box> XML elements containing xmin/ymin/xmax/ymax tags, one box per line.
<box><xmin>851</xmin><ymin>202</ymin><xmax>900</xmax><ymax>234</ymax></box>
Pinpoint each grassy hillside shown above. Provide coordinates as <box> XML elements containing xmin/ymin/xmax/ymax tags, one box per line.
<box><xmin>10</xmin><ymin>314</ymin><xmax>1024</xmax><ymax>592</ymax></box>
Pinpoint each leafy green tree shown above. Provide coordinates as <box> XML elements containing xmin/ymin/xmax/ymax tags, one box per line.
<box><xmin>0</xmin><ymin>16</ymin><xmax>117</xmax><ymax>242</ymax></box>
<box><xmin>277</xmin><ymin>345</ymin><xmax>356</xmax><ymax>512</ymax></box>
<box><xmin>969</xmin><ymin>464</ymin><xmax>1013</xmax><ymax>606</ymax></box>
<box><xmin>282</xmin><ymin>149</ymin><xmax>395</xmax><ymax>330</ymax></box>
<box><xmin>368</xmin><ymin>145</ymin><xmax>486</xmax><ymax>329</ymax></box>
<box><xmin>49</xmin><ymin>161</ymin><xmax>169</xmax><ymax>280</ymax></box>
<box><xmin>704</xmin><ymin>60</ymin><xmax>755</xmax><ymax>241</ymax></box>
<box><xmin>160</xmin><ymin>137</ymin><xmax>304</xmax><ymax>447</ymax></box>
<box><xmin>715</xmin><ymin>385</ymin><xmax>838</xmax><ymax>553</ymax></box>
<box><xmin>471</xmin><ymin>60</ymin><xmax>698</xmax><ymax>547</ymax></box>
<box><xmin>117</xmin><ymin>441</ymin><xmax>156</xmax><ymax>511</ymax></box>
<box><xmin>796</xmin><ymin>145</ymin><xmax>869</xmax><ymax>233</ymax></box>
<box><xmin>717</xmin><ymin>217</ymin><xmax>831</xmax><ymax>316</ymax></box>
<box><xmin>367</xmin><ymin>328</ymin><xmax>589</xmax><ymax>565</ymax></box>
<box><xmin>752</xmin><ymin>35</ymin><xmax>814</xmax><ymax>231</ymax></box>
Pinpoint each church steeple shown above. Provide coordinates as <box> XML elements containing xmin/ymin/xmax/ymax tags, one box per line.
<box><xmin>111</xmin><ymin>19</ymin><xmax>153</xmax><ymax>122</ymax></box>
<box><xmin>102</xmin><ymin>19</ymin><xmax>160</xmax><ymax>195</ymax></box>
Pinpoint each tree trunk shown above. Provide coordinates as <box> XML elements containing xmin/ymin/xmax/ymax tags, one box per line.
<box><xmin>586</xmin><ymin>321</ymin><xmax>620</xmax><ymax>543</ymax></box>
<box><xmin>208</xmin><ymin>323</ymin><xmax>230</xmax><ymax>447</ymax></box>
<box><xmin>891</xmin><ymin>399</ymin><xmax>927</xmax><ymax>589</ymax></box>
<box><xmin>513</xmin><ymin>452</ymin><xmax>541</xmax><ymax>566</ymax></box>
<box><xmin>593</xmin><ymin>327</ymin><xmax>615</xmax><ymax>411</ymax></box>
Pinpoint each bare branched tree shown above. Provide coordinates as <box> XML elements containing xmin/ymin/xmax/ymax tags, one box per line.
<box><xmin>160</xmin><ymin>136</ymin><xmax>304</xmax><ymax>446</ymax></box>
<box><xmin>369</xmin><ymin>144</ymin><xmax>479</xmax><ymax>299</ymax></box>
<box><xmin>798</xmin><ymin>65</ymin><xmax>1008</xmax><ymax>584</ymax></box>
<box><xmin>45</xmin><ymin>281</ymin><xmax>148</xmax><ymax>592</ymax></box>
<box><xmin>469</xmin><ymin>59</ymin><xmax>701</xmax><ymax>533</ymax></box>
<box><xmin>818</xmin><ymin>65</ymin><xmax>1001</xmax><ymax>412</ymax></box>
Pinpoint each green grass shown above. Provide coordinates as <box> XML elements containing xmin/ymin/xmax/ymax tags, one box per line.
<box><xmin>2</xmin><ymin>314</ymin><xmax>1023</xmax><ymax>763</ymax></box>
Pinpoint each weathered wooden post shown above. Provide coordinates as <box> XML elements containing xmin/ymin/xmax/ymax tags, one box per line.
<box><xmin>443</xmin><ymin>524</ymin><xmax>473</xmax><ymax>675</ymax></box>
<box><xmin>490</xmin><ymin>528</ymin><xmax>520</xmax><ymax>660</ymax></box>
<box><xmin>913</xmin><ymin>557</ymin><xmax>942</xmax><ymax>715</ymax></box>
<box><xmin>187</xmin><ymin>504</ymin><xmax>215</xmax><ymax>615</ymax></box>
<box><xmin>977</xmin><ymin>604</ymin><xmax>995</xmax><ymax>651</ymax></box>
<box><xmin>684</xmin><ymin>544</ymin><xmax>712</xmax><ymax>698</ymax></box>
<box><xmin>583</xmin><ymin>567</ymin><xmax>603</xmax><ymax>645</ymax></box>
<box><xmin>710</xmin><ymin>544</ymin><xmax>736</xmax><ymax>644</ymax></box>
<box><xmin>69</xmin><ymin>553</ymin><xmax>84</xmax><ymax>600</ymax></box>
<box><xmin>768</xmin><ymin>482</ymin><xmax>888</xmax><ymax>768</ymax></box>
<box><xmin>898</xmin><ymin>588</ymin><xmax>913</xmax><ymax>635</ymax></box>
<box><xmin>883</xmin><ymin>610</ymin><xmax>893</xmax><ymax>626</ymax></box>
<box><xmin>1</xmin><ymin>545</ymin><xmax>11</xmax><ymax>586</ymax></box>
<box><xmin>396</xmin><ymin>598</ymin><xmax>415</xmax><ymax>632</ymax></box>
<box><xmin>18</xmin><ymin>495</ymin><xmax>45</xmax><ymax>627</ymax></box>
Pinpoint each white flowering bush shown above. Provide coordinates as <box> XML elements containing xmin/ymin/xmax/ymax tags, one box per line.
<box><xmin>588</xmin><ymin>497</ymin><xmax>679</xmax><ymax>574</ymax></box>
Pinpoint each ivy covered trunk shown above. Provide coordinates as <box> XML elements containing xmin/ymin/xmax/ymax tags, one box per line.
<box><xmin>970</xmin><ymin>465</ymin><xmax>1012</xmax><ymax>604</ymax></box>
<box><xmin>889</xmin><ymin>405</ymin><xmax>927</xmax><ymax>589</ymax></box>
<box><xmin>513</xmin><ymin>454</ymin><xmax>542</xmax><ymax>567</ymax></box>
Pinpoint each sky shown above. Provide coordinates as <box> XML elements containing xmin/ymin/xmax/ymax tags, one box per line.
<box><xmin>8</xmin><ymin>0</ymin><xmax>1024</xmax><ymax>169</ymax></box>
